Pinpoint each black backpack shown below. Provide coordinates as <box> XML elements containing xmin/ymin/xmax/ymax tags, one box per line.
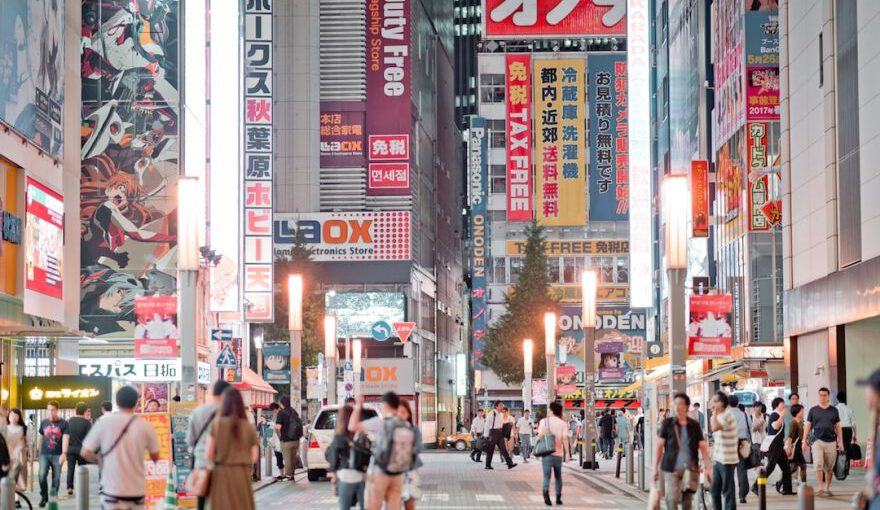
<box><xmin>280</xmin><ymin>409</ymin><xmax>304</xmax><ymax>442</ymax></box>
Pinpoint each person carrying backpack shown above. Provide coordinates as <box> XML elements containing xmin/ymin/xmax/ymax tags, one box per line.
<box><xmin>349</xmin><ymin>392</ymin><xmax>415</xmax><ymax>510</ymax></box>
<box><xmin>327</xmin><ymin>404</ymin><xmax>370</xmax><ymax>510</ymax></box>
<box><xmin>274</xmin><ymin>396</ymin><xmax>304</xmax><ymax>481</ymax></box>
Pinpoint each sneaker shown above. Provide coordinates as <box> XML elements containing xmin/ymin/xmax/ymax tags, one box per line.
<box><xmin>485</xmin><ymin>466</ymin><xmax>494</xmax><ymax>470</ymax></box>
<box><xmin>556</xmin><ymin>496</ymin><xmax>563</xmax><ymax>505</ymax></box>
<box><xmin>38</xmin><ymin>498</ymin><xmax>47</xmax><ymax>508</ymax></box>
<box><xmin>507</xmin><ymin>463</ymin><xmax>518</xmax><ymax>469</ymax></box>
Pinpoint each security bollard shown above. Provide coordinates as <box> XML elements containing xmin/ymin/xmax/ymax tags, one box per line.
<box><xmin>76</xmin><ymin>465</ymin><xmax>89</xmax><ymax>510</ymax></box>
<box><xmin>638</xmin><ymin>448</ymin><xmax>646</xmax><ymax>491</ymax></box>
<box><xmin>625</xmin><ymin>443</ymin><xmax>634</xmax><ymax>484</ymax></box>
<box><xmin>798</xmin><ymin>484</ymin><xmax>814</xmax><ymax>510</ymax></box>
<box><xmin>757</xmin><ymin>468</ymin><xmax>767</xmax><ymax>510</ymax></box>
<box><xmin>615</xmin><ymin>445</ymin><xmax>623</xmax><ymax>478</ymax></box>
<box><xmin>264</xmin><ymin>445</ymin><xmax>274</xmax><ymax>479</ymax></box>
<box><xmin>0</xmin><ymin>477</ymin><xmax>13</xmax><ymax>510</ymax></box>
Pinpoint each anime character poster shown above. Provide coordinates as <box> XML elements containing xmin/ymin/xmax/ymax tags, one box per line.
<box><xmin>80</xmin><ymin>0</ymin><xmax>179</xmax><ymax>337</ymax></box>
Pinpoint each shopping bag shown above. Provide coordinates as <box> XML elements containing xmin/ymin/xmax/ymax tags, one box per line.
<box><xmin>834</xmin><ymin>450</ymin><xmax>850</xmax><ymax>480</ymax></box>
<box><xmin>648</xmin><ymin>479</ymin><xmax>664</xmax><ymax>510</ymax></box>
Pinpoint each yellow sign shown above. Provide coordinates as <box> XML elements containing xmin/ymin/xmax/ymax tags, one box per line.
<box><xmin>550</xmin><ymin>284</ymin><xmax>630</xmax><ymax>303</ymax></box>
<box><xmin>141</xmin><ymin>413</ymin><xmax>172</xmax><ymax>508</ymax></box>
<box><xmin>534</xmin><ymin>59</ymin><xmax>586</xmax><ymax>226</ymax></box>
<box><xmin>507</xmin><ymin>239</ymin><xmax>629</xmax><ymax>257</ymax></box>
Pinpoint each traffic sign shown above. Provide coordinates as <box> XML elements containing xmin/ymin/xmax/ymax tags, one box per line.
<box><xmin>647</xmin><ymin>340</ymin><xmax>664</xmax><ymax>359</ymax></box>
<box><xmin>343</xmin><ymin>361</ymin><xmax>353</xmax><ymax>372</ymax></box>
<box><xmin>216</xmin><ymin>343</ymin><xmax>237</xmax><ymax>368</ymax></box>
<box><xmin>211</xmin><ymin>329</ymin><xmax>233</xmax><ymax>342</ymax></box>
<box><xmin>392</xmin><ymin>322</ymin><xmax>416</xmax><ymax>342</ymax></box>
<box><xmin>371</xmin><ymin>321</ymin><xmax>393</xmax><ymax>341</ymax></box>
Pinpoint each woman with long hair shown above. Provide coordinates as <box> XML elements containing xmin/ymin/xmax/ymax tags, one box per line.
<box><xmin>398</xmin><ymin>401</ymin><xmax>422</xmax><ymax>510</ymax></box>
<box><xmin>206</xmin><ymin>388</ymin><xmax>258</xmax><ymax>510</ymax></box>
<box><xmin>326</xmin><ymin>405</ymin><xmax>369</xmax><ymax>510</ymax></box>
<box><xmin>6</xmin><ymin>409</ymin><xmax>26</xmax><ymax>491</ymax></box>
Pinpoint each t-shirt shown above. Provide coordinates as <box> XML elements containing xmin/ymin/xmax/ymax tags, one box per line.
<box><xmin>675</xmin><ymin>424</ymin><xmax>691</xmax><ymax>470</ymax></box>
<box><xmin>712</xmin><ymin>409</ymin><xmax>739</xmax><ymax>465</ymax></box>
<box><xmin>516</xmin><ymin>416</ymin><xmax>533</xmax><ymax>436</ymax></box>
<box><xmin>276</xmin><ymin>407</ymin><xmax>302</xmax><ymax>442</ymax></box>
<box><xmin>39</xmin><ymin>418</ymin><xmax>68</xmax><ymax>456</ymax></box>
<box><xmin>537</xmin><ymin>416</ymin><xmax>567</xmax><ymax>456</ymax></box>
<box><xmin>837</xmin><ymin>403</ymin><xmax>854</xmax><ymax>428</ymax></box>
<box><xmin>186</xmin><ymin>402</ymin><xmax>216</xmax><ymax>470</ymax></box>
<box><xmin>730</xmin><ymin>407</ymin><xmax>750</xmax><ymax>440</ymax></box>
<box><xmin>599</xmin><ymin>415</ymin><xmax>614</xmax><ymax>438</ymax></box>
<box><xmin>766</xmin><ymin>412</ymin><xmax>785</xmax><ymax>450</ymax></box>
<box><xmin>658</xmin><ymin>417</ymin><xmax>703</xmax><ymax>473</ymax></box>
<box><xmin>82</xmin><ymin>413</ymin><xmax>159</xmax><ymax>498</ymax></box>
<box><xmin>806</xmin><ymin>405</ymin><xmax>840</xmax><ymax>442</ymax></box>
<box><xmin>67</xmin><ymin>416</ymin><xmax>92</xmax><ymax>454</ymax></box>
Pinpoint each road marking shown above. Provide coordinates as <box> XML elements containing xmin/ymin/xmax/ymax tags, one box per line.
<box><xmin>474</xmin><ymin>494</ymin><xmax>504</xmax><ymax>502</ymax></box>
<box><xmin>421</xmin><ymin>492</ymin><xmax>450</xmax><ymax>502</ymax></box>
<box><xmin>529</xmin><ymin>494</ymin><xmax>546</xmax><ymax>503</ymax></box>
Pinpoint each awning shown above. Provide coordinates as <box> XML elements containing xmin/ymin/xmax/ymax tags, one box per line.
<box><xmin>595</xmin><ymin>399</ymin><xmax>641</xmax><ymax>409</ymax></box>
<box><xmin>233</xmin><ymin>368</ymin><xmax>277</xmax><ymax>394</ymax></box>
<box><xmin>697</xmin><ymin>361</ymin><xmax>746</xmax><ymax>383</ymax></box>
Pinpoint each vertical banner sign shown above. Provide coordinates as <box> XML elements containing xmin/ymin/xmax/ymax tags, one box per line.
<box><xmin>687</xmin><ymin>294</ymin><xmax>734</xmax><ymax>358</ymax></box>
<box><xmin>320</xmin><ymin>102</ymin><xmax>367</xmax><ymax>167</ymax></box>
<box><xmin>691</xmin><ymin>160</ymin><xmax>709</xmax><ymax>237</ymax></box>
<box><xmin>627</xmin><ymin>0</ymin><xmax>654</xmax><ymax>308</ymax></box>
<box><xmin>745</xmin><ymin>10</ymin><xmax>780</xmax><ymax>121</ymax></box>
<box><xmin>169</xmin><ymin>402</ymin><xmax>197</xmax><ymax>507</ymax></box>
<box><xmin>24</xmin><ymin>177</ymin><xmax>64</xmax><ymax>323</ymax></box>
<box><xmin>366</xmin><ymin>0</ymin><xmax>412</xmax><ymax>195</ymax></box>
<box><xmin>505</xmin><ymin>54</ymin><xmax>533</xmax><ymax>221</ymax></box>
<box><xmin>243</xmin><ymin>0</ymin><xmax>274</xmax><ymax>321</ymax></box>
<box><xmin>534</xmin><ymin>59</ymin><xmax>586</xmax><ymax>226</ymax></box>
<box><xmin>588</xmin><ymin>54</ymin><xmax>629</xmax><ymax>221</ymax></box>
<box><xmin>469</xmin><ymin>117</ymin><xmax>489</xmax><ymax>369</ymax></box>
<box><xmin>141</xmin><ymin>413</ymin><xmax>172</xmax><ymax>509</ymax></box>
<box><xmin>747</xmin><ymin>122</ymin><xmax>772</xmax><ymax>231</ymax></box>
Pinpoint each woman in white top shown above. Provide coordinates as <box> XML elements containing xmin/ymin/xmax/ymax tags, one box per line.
<box><xmin>751</xmin><ymin>402</ymin><xmax>767</xmax><ymax>445</ymax></box>
<box><xmin>837</xmin><ymin>391</ymin><xmax>856</xmax><ymax>456</ymax></box>
<box><xmin>537</xmin><ymin>402</ymin><xmax>570</xmax><ymax>507</ymax></box>
<box><xmin>5</xmin><ymin>409</ymin><xmax>27</xmax><ymax>493</ymax></box>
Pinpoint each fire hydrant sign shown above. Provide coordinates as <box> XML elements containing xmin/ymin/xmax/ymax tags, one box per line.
<box><xmin>392</xmin><ymin>322</ymin><xmax>415</xmax><ymax>342</ymax></box>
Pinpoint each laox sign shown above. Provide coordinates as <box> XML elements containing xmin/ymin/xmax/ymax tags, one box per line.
<box><xmin>285</xmin><ymin>219</ymin><xmax>373</xmax><ymax>244</ymax></box>
<box><xmin>365</xmin><ymin>365</ymin><xmax>397</xmax><ymax>382</ymax></box>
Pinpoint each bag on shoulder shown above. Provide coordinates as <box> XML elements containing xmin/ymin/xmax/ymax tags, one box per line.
<box><xmin>373</xmin><ymin>418</ymin><xmax>416</xmax><ymax>475</ymax></box>
<box><xmin>347</xmin><ymin>433</ymin><xmax>372</xmax><ymax>472</ymax></box>
<box><xmin>532</xmin><ymin>419</ymin><xmax>556</xmax><ymax>458</ymax></box>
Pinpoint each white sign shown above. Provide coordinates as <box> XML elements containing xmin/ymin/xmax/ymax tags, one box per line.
<box><xmin>197</xmin><ymin>361</ymin><xmax>211</xmax><ymax>385</ymax></box>
<box><xmin>274</xmin><ymin>212</ymin><xmax>411</xmax><ymax>261</ymax></box>
<box><xmin>627</xmin><ymin>0</ymin><xmax>654</xmax><ymax>308</ymax></box>
<box><xmin>79</xmin><ymin>358</ymin><xmax>182</xmax><ymax>382</ymax></box>
<box><xmin>361</xmin><ymin>358</ymin><xmax>415</xmax><ymax>396</ymax></box>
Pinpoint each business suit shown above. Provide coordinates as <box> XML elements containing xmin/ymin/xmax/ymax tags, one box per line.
<box><xmin>484</xmin><ymin>411</ymin><xmax>514</xmax><ymax>468</ymax></box>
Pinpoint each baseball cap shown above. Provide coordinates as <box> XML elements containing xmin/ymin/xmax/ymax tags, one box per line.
<box><xmin>856</xmin><ymin>368</ymin><xmax>880</xmax><ymax>391</ymax></box>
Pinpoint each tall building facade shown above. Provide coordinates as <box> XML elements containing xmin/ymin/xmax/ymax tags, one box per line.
<box><xmin>781</xmin><ymin>0</ymin><xmax>880</xmax><ymax>438</ymax></box>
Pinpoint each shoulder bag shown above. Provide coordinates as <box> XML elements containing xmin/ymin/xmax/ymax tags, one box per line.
<box><xmin>672</xmin><ymin>421</ymin><xmax>700</xmax><ymax>493</ymax></box>
<box><xmin>186</xmin><ymin>414</ymin><xmax>217</xmax><ymax>497</ymax></box>
<box><xmin>532</xmin><ymin>419</ymin><xmax>557</xmax><ymax>458</ymax></box>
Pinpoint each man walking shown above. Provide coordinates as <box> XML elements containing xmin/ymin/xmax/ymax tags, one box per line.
<box><xmin>274</xmin><ymin>395</ymin><xmax>304</xmax><ymax>481</ymax></box>
<box><xmin>516</xmin><ymin>410</ymin><xmax>534</xmax><ymax>462</ymax></box>
<box><xmin>599</xmin><ymin>411</ymin><xmax>615</xmax><ymax>458</ymax></box>
<box><xmin>710</xmin><ymin>392</ymin><xmax>739</xmax><ymax>510</ymax></box>
<box><xmin>482</xmin><ymin>401</ymin><xmax>516</xmax><ymax>470</ymax></box>
<box><xmin>654</xmin><ymin>393</ymin><xmax>713</xmax><ymax>510</ymax></box>
<box><xmin>753</xmin><ymin>397</ymin><xmax>794</xmax><ymax>496</ymax></box>
<box><xmin>615</xmin><ymin>411</ymin><xmax>631</xmax><ymax>453</ymax></box>
<box><xmin>65</xmin><ymin>402</ymin><xmax>91</xmax><ymax>497</ymax></box>
<box><xmin>803</xmin><ymin>387</ymin><xmax>844</xmax><ymax>497</ymax></box>
<box><xmin>727</xmin><ymin>395</ymin><xmax>751</xmax><ymax>504</ymax></box>
<box><xmin>470</xmin><ymin>410</ymin><xmax>485</xmax><ymax>462</ymax></box>
<box><xmin>37</xmin><ymin>401</ymin><xmax>68</xmax><ymax>508</ymax></box>
<box><xmin>692</xmin><ymin>403</ymin><xmax>706</xmax><ymax>431</ymax></box>
<box><xmin>82</xmin><ymin>386</ymin><xmax>160</xmax><ymax>510</ymax></box>
<box><xmin>187</xmin><ymin>380</ymin><xmax>230</xmax><ymax>510</ymax></box>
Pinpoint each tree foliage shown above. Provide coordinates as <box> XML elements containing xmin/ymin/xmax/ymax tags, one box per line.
<box><xmin>482</xmin><ymin>221</ymin><xmax>558</xmax><ymax>385</ymax></box>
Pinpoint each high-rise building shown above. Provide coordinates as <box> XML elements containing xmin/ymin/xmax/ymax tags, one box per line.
<box><xmin>454</xmin><ymin>0</ymin><xmax>480</xmax><ymax>127</ymax></box>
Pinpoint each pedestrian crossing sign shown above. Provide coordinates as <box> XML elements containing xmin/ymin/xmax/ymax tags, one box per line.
<box><xmin>216</xmin><ymin>343</ymin><xmax>237</xmax><ymax>368</ymax></box>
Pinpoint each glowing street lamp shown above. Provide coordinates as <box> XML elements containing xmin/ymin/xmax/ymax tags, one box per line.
<box><xmin>544</xmin><ymin>312</ymin><xmax>557</xmax><ymax>401</ymax></box>
<box><xmin>663</xmin><ymin>176</ymin><xmax>689</xmax><ymax>394</ymax></box>
<box><xmin>288</xmin><ymin>274</ymin><xmax>304</xmax><ymax>412</ymax></box>
<box><xmin>324</xmin><ymin>315</ymin><xmax>337</xmax><ymax>404</ymax></box>
<box><xmin>523</xmin><ymin>339</ymin><xmax>533</xmax><ymax>412</ymax></box>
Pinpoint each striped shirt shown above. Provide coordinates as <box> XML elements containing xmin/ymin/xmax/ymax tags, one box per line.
<box><xmin>712</xmin><ymin>408</ymin><xmax>740</xmax><ymax>465</ymax></box>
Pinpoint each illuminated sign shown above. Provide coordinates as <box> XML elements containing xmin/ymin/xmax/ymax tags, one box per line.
<box><xmin>469</xmin><ymin>116</ymin><xmax>489</xmax><ymax>369</ymax></box>
<box><xmin>627</xmin><ymin>0</ymin><xmax>653</xmax><ymax>308</ymax></box>
<box><xmin>691</xmin><ymin>160</ymin><xmax>709</xmax><ymax>238</ymax></box>
<box><xmin>79</xmin><ymin>358</ymin><xmax>182</xmax><ymax>382</ymax></box>
<box><xmin>21</xmin><ymin>376</ymin><xmax>111</xmax><ymax>409</ymax></box>
<box><xmin>507</xmin><ymin>239</ymin><xmax>629</xmax><ymax>256</ymax></box>
<box><xmin>361</xmin><ymin>358</ymin><xmax>415</xmax><ymax>395</ymax></box>
<box><xmin>368</xmin><ymin>162</ymin><xmax>410</xmax><ymax>190</ymax></box>
<box><xmin>274</xmin><ymin>212</ymin><xmax>411</xmax><ymax>261</ymax></box>
<box><xmin>505</xmin><ymin>54</ymin><xmax>532</xmax><ymax>221</ymax></box>
<box><xmin>482</xmin><ymin>0</ymin><xmax>627</xmax><ymax>39</ymax></box>
<box><xmin>549</xmin><ymin>284</ymin><xmax>630</xmax><ymax>303</ymax></box>
<box><xmin>320</xmin><ymin>104</ymin><xmax>366</xmax><ymax>166</ymax></box>
<box><xmin>588</xmin><ymin>53</ymin><xmax>629</xmax><ymax>221</ymax></box>
<box><xmin>325</xmin><ymin>292</ymin><xmax>406</xmax><ymax>338</ymax></box>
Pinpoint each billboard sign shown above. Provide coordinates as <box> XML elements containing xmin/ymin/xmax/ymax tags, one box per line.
<box><xmin>366</xmin><ymin>0</ymin><xmax>411</xmax><ymax>196</ymax></box>
<box><xmin>534</xmin><ymin>59</ymin><xmax>586</xmax><ymax>226</ymax></box>
<box><xmin>688</xmin><ymin>294</ymin><xmax>733</xmax><ymax>358</ymax></box>
<box><xmin>325</xmin><ymin>292</ymin><xmax>406</xmax><ymax>338</ymax></box>
<box><xmin>263</xmin><ymin>343</ymin><xmax>291</xmax><ymax>384</ymax></box>
<box><xmin>588</xmin><ymin>53</ymin><xmax>629</xmax><ymax>221</ymax></box>
<box><xmin>362</xmin><ymin>358</ymin><xmax>415</xmax><ymax>396</ymax></box>
<box><xmin>79</xmin><ymin>358</ymin><xmax>182</xmax><ymax>382</ymax></box>
<box><xmin>505</xmin><ymin>54</ymin><xmax>532</xmax><ymax>221</ymax></box>
<box><xmin>556</xmin><ymin>307</ymin><xmax>647</xmax><ymax>385</ymax></box>
<box><xmin>274</xmin><ymin>211</ymin><xmax>411</xmax><ymax>261</ymax></box>
<box><xmin>320</xmin><ymin>103</ymin><xmax>366</xmax><ymax>166</ymax></box>
<box><xmin>21</xmin><ymin>376</ymin><xmax>111</xmax><ymax>410</ymax></box>
<box><xmin>482</xmin><ymin>0</ymin><xmax>626</xmax><ymax>39</ymax></box>
<box><xmin>469</xmin><ymin>117</ymin><xmax>489</xmax><ymax>368</ymax></box>
<box><xmin>507</xmin><ymin>238</ymin><xmax>628</xmax><ymax>256</ymax></box>
<box><xmin>691</xmin><ymin>160</ymin><xmax>709</xmax><ymax>237</ymax></box>
<box><xmin>23</xmin><ymin>177</ymin><xmax>64</xmax><ymax>322</ymax></box>
<box><xmin>745</xmin><ymin>10</ymin><xmax>779</xmax><ymax>121</ymax></box>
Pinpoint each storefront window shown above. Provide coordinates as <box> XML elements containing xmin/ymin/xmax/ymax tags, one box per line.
<box><xmin>598</xmin><ymin>257</ymin><xmax>615</xmax><ymax>283</ymax></box>
<box><xmin>509</xmin><ymin>257</ymin><xmax>523</xmax><ymax>284</ymax></box>
<box><xmin>547</xmin><ymin>257</ymin><xmax>561</xmax><ymax>283</ymax></box>
<box><xmin>562</xmin><ymin>257</ymin><xmax>578</xmax><ymax>283</ymax></box>
<box><xmin>479</xmin><ymin>74</ymin><xmax>505</xmax><ymax>103</ymax></box>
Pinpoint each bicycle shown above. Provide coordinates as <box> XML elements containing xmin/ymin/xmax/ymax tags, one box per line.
<box><xmin>3</xmin><ymin>464</ymin><xmax>33</xmax><ymax>510</ymax></box>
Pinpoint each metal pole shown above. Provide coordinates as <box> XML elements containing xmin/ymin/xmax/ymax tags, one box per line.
<box><xmin>264</xmin><ymin>442</ymin><xmax>274</xmax><ymax>479</ymax></box>
<box><xmin>582</xmin><ymin>325</ymin><xmax>598</xmax><ymax>469</ymax></box>
<box><xmin>0</xmin><ymin>477</ymin><xmax>12</xmax><ymax>510</ymax></box>
<box><xmin>76</xmin><ymin>465</ymin><xmax>89</xmax><ymax>510</ymax></box>
<box><xmin>327</xmin><ymin>357</ymin><xmax>337</xmax><ymax>405</ymax></box>
<box><xmin>546</xmin><ymin>354</ymin><xmax>556</xmax><ymax>405</ymax></box>
<box><xmin>256</xmin><ymin>346</ymin><xmax>263</xmax><ymax>382</ymax></box>
<box><xmin>625</xmin><ymin>443</ymin><xmax>634</xmax><ymax>484</ymax></box>
<box><xmin>668</xmin><ymin>267</ymin><xmax>687</xmax><ymax>394</ymax></box>
<box><xmin>757</xmin><ymin>467</ymin><xmax>767</xmax><ymax>510</ymax></box>
<box><xmin>524</xmin><ymin>372</ymin><xmax>532</xmax><ymax>413</ymax></box>
<box><xmin>290</xmin><ymin>329</ymin><xmax>303</xmax><ymax>414</ymax></box>
<box><xmin>179</xmin><ymin>269</ymin><xmax>198</xmax><ymax>402</ymax></box>
<box><xmin>798</xmin><ymin>484</ymin><xmax>814</xmax><ymax>510</ymax></box>
<box><xmin>636</xmin><ymin>449</ymin><xmax>646</xmax><ymax>490</ymax></box>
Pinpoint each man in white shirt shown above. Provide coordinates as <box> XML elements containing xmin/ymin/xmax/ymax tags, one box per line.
<box><xmin>837</xmin><ymin>391</ymin><xmax>856</xmax><ymax>459</ymax></box>
<box><xmin>728</xmin><ymin>395</ymin><xmax>751</xmax><ymax>504</ymax></box>
<box><xmin>82</xmin><ymin>386</ymin><xmax>160</xmax><ymax>510</ymax></box>
<box><xmin>470</xmin><ymin>410</ymin><xmax>485</xmax><ymax>463</ymax></box>
<box><xmin>516</xmin><ymin>410</ymin><xmax>534</xmax><ymax>462</ymax></box>
<box><xmin>482</xmin><ymin>401</ymin><xmax>517</xmax><ymax>470</ymax></box>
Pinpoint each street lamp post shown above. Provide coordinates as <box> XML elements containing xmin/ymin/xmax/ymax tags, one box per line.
<box><xmin>664</xmin><ymin>176</ymin><xmax>689</xmax><ymax>394</ymax></box>
<box><xmin>177</xmin><ymin>176</ymin><xmax>199</xmax><ymax>402</ymax></box>
<box><xmin>581</xmin><ymin>270</ymin><xmax>598</xmax><ymax>470</ymax></box>
<box><xmin>254</xmin><ymin>326</ymin><xmax>264</xmax><ymax>381</ymax></box>
<box><xmin>288</xmin><ymin>275</ymin><xmax>304</xmax><ymax>413</ymax></box>
<box><xmin>523</xmin><ymin>339</ymin><xmax>533</xmax><ymax>413</ymax></box>
<box><xmin>544</xmin><ymin>312</ymin><xmax>557</xmax><ymax>403</ymax></box>
<box><xmin>324</xmin><ymin>315</ymin><xmax>337</xmax><ymax>405</ymax></box>
<box><xmin>352</xmin><ymin>339</ymin><xmax>363</xmax><ymax>398</ymax></box>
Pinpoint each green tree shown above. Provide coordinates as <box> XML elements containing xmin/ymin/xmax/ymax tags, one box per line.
<box><xmin>482</xmin><ymin>221</ymin><xmax>558</xmax><ymax>385</ymax></box>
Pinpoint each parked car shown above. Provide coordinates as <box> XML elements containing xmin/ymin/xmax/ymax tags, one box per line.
<box><xmin>445</xmin><ymin>431</ymin><xmax>472</xmax><ymax>451</ymax></box>
<box><xmin>306</xmin><ymin>404</ymin><xmax>380</xmax><ymax>482</ymax></box>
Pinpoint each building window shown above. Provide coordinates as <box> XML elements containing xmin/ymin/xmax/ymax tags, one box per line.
<box><xmin>509</xmin><ymin>257</ymin><xmax>523</xmax><ymax>284</ymax></box>
<box><xmin>490</xmin><ymin>164</ymin><xmax>506</xmax><ymax>193</ymax></box>
<box><xmin>486</xmin><ymin>119</ymin><xmax>506</xmax><ymax>148</ymax></box>
<box><xmin>547</xmin><ymin>257</ymin><xmax>561</xmax><ymax>284</ymax></box>
<box><xmin>480</xmin><ymin>74</ymin><xmax>505</xmax><ymax>103</ymax></box>
<box><xmin>492</xmin><ymin>256</ymin><xmax>506</xmax><ymax>284</ymax></box>
<box><xmin>562</xmin><ymin>257</ymin><xmax>580</xmax><ymax>284</ymax></box>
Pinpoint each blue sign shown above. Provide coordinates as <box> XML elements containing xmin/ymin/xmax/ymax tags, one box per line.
<box><xmin>263</xmin><ymin>343</ymin><xmax>290</xmax><ymax>383</ymax></box>
<box><xmin>211</xmin><ymin>329</ymin><xmax>233</xmax><ymax>342</ymax></box>
<box><xmin>371</xmin><ymin>321</ymin><xmax>393</xmax><ymax>341</ymax></box>
<box><xmin>216</xmin><ymin>344</ymin><xmax>237</xmax><ymax>368</ymax></box>
<box><xmin>469</xmin><ymin>116</ymin><xmax>489</xmax><ymax>369</ymax></box>
<box><xmin>588</xmin><ymin>53</ymin><xmax>629</xmax><ymax>222</ymax></box>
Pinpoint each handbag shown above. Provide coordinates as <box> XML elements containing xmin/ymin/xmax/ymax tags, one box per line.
<box><xmin>533</xmin><ymin>419</ymin><xmax>557</xmax><ymax>458</ymax></box>
<box><xmin>672</xmin><ymin>423</ymin><xmax>699</xmax><ymax>493</ymax></box>
<box><xmin>834</xmin><ymin>450</ymin><xmax>850</xmax><ymax>480</ymax></box>
<box><xmin>475</xmin><ymin>436</ymin><xmax>487</xmax><ymax>452</ymax></box>
<box><xmin>186</xmin><ymin>416</ymin><xmax>219</xmax><ymax>497</ymax></box>
<box><xmin>848</xmin><ymin>443</ymin><xmax>863</xmax><ymax>461</ymax></box>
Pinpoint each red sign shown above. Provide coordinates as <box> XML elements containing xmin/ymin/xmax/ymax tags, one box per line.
<box><xmin>483</xmin><ymin>0</ymin><xmax>626</xmax><ymax>39</ymax></box>
<box><xmin>688</xmin><ymin>294</ymin><xmax>733</xmax><ymax>358</ymax></box>
<box><xmin>368</xmin><ymin>135</ymin><xmax>409</xmax><ymax>161</ymax></box>
<box><xmin>746</xmin><ymin>67</ymin><xmax>780</xmax><ymax>120</ymax></box>
<box><xmin>691</xmin><ymin>160</ymin><xmax>709</xmax><ymax>238</ymax></box>
<box><xmin>761</xmin><ymin>199</ymin><xmax>782</xmax><ymax>227</ymax></box>
<box><xmin>134</xmin><ymin>338</ymin><xmax>180</xmax><ymax>359</ymax></box>
<box><xmin>392</xmin><ymin>322</ymin><xmax>416</xmax><ymax>342</ymax></box>
<box><xmin>366</xmin><ymin>0</ymin><xmax>411</xmax><ymax>196</ymax></box>
<box><xmin>369</xmin><ymin>163</ymin><xmax>410</xmax><ymax>189</ymax></box>
<box><xmin>505</xmin><ymin>54</ymin><xmax>532</xmax><ymax>221</ymax></box>
<box><xmin>320</xmin><ymin>103</ymin><xmax>366</xmax><ymax>167</ymax></box>
<box><xmin>24</xmin><ymin>177</ymin><xmax>64</xmax><ymax>299</ymax></box>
